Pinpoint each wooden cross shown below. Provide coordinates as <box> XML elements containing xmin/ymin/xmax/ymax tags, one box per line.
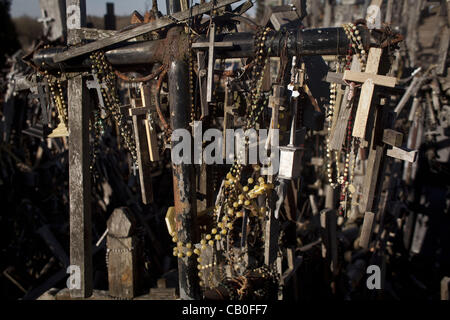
<box><xmin>66</xmin><ymin>0</ymin><xmax>93</xmax><ymax>299</ymax></box>
<box><xmin>343</xmin><ymin>48</ymin><xmax>397</xmax><ymax>140</ymax></box>
<box><xmin>192</xmin><ymin>22</ymin><xmax>233</xmax><ymax>104</ymax></box>
<box><xmin>266</xmin><ymin>85</ymin><xmax>287</xmax><ymax>150</ymax></box>
<box><xmin>128</xmin><ymin>83</ymin><xmax>159</xmax><ymax>204</ymax></box>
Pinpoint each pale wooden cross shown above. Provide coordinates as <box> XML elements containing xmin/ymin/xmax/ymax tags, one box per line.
<box><xmin>330</xmin><ymin>49</ymin><xmax>418</xmax><ymax>249</ymax></box>
<box><xmin>128</xmin><ymin>83</ymin><xmax>160</xmax><ymax>204</ymax></box>
<box><xmin>192</xmin><ymin>21</ymin><xmax>233</xmax><ymax>108</ymax></box>
<box><xmin>343</xmin><ymin>48</ymin><xmax>397</xmax><ymax>140</ymax></box>
<box><xmin>266</xmin><ymin>85</ymin><xmax>286</xmax><ymax>152</ymax></box>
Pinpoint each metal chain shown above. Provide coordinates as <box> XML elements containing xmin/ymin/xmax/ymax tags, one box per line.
<box><xmin>90</xmin><ymin>51</ymin><xmax>138</xmax><ymax>163</ymax></box>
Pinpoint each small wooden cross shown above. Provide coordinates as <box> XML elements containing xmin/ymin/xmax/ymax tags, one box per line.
<box><xmin>128</xmin><ymin>83</ymin><xmax>159</xmax><ymax>204</ymax></box>
<box><xmin>192</xmin><ymin>22</ymin><xmax>233</xmax><ymax>104</ymax></box>
<box><xmin>266</xmin><ymin>85</ymin><xmax>287</xmax><ymax>150</ymax></box>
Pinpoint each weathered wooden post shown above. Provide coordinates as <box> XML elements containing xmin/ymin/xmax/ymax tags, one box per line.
<box><xmin>66</xmin><ymin>0</ymin><xmax>93</xmax><ymax>298</ymax></box>
<box><xmin>107</xmin><ymin>207</ymin><xmax>141</xmax><ymax>299</ymax></box>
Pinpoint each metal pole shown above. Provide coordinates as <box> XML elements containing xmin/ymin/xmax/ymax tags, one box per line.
<box><xmin>168</xmin><ymin>60</ymin><xmax>199</xmax><ymax>300</ymax></box>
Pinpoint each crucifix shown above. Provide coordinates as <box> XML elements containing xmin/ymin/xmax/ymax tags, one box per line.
<box><xmin>327</xmin><ymin>48</ymin><xmax>418</xmax><ymax>250</ymax></box>
<box><xmin>127</xmin><ymin>83</ymin><xmax>160</xmax><ymax>204</ymax></box>
<box><xmin>343</xmin><ymin>48</ymin><xmax>397</xmax><ymax>141</ymax></box>
<box><xmin>192</xmin><ymin>21</ymin><xmax>233</xmax><ymax>117</ymax></box>
<box><xmin>86</xmin><ymin>73</ymin><xmax>107</xmax><ymax>118</ymax></box>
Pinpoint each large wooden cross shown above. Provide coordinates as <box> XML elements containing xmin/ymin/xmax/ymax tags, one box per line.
<box><xmin>66</xmin><ymin>0</ymin><xmax>92</xmax><ymax>299</ymax></box>
<box><xmin>344</xmin><ymin>48</ymin><xmax>397</xmax><ymax>141</ymax></box>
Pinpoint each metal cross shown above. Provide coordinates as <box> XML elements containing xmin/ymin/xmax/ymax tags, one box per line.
<box><xmin>86</xmin><ymin>73</ymin><xmax>108</xmax><ymax>118</ymax></box>
<box><xmin>192</xmin><ymin>22</ymin><xmax>233</xmax><ymax>103</ymax></box>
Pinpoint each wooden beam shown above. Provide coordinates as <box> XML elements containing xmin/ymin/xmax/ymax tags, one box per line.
<box><xmin>326</xmin><ymin>72</ymin><xmax>346</xmax><ymax>86</ymax></box>
<box><xmin>382</xmin><ymin>129</ymin><xmax>403</xmax><ymax>147</ymax></box>
<box><xmin>359</xmin><ymin>103</ymin><xmax>385</xmax><ymax>214</ymax></box>
<box><xmin>352</xmin><ymin>47</ymin><xmax>383</xmax><ymax>139</ymax></box>
<box><xmin>359</xmin><ymin>212</ymin><xmax>376</xmax><ymax>249</ymax></box>
<box><xmin>329</xmin><ymin>57</ymin><xmax>361</xmax><ymax>151</ymax></box>
<box><xmin>343</xmin><ymin>70</ymin><xmax>397</xmax><ymax>88</ymax></box>
<box><xmin>67</xmin><ymin>0</ymin><xmax>92</xmax><ymax>299</ymax></box>
<box><xmin>437</xmin><ymin>26</ymin><xmax>450</xmax><ymax>75</ymax></box>
<box><xmin>386</xmin><ymin>146</ymin><xmax>418</xmax><ymax>163</ymax></box>
<box><xmin>54</xmin><ymin>0</ymin><xmax>242</xmax><ymax>63</ymax></box>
